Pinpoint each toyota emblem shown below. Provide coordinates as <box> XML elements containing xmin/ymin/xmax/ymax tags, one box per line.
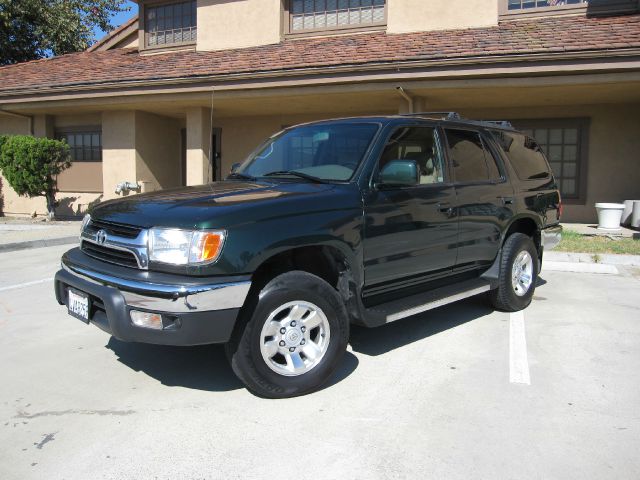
<box><xmin>96</xmin><ymin>229</ymin><xmax>108</xmax><ymax>245</ymax></box>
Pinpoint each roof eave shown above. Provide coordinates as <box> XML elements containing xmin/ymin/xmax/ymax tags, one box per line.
<box><xmin>1</xmin><ymin>48</ymin><xmax>640</xmax><ymax>103</ymax></box>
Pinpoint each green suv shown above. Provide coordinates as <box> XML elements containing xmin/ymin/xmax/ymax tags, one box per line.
<box><xmin>55</xmin><ymin>113</ymin><xmax>562</xmax><ymax>398</ymax></box>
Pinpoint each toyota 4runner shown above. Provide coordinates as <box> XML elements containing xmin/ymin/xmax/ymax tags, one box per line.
<box><xmin>55</xmin><ymin>113</ymin><xmax>562</xmax><ymax>398</ymax></box>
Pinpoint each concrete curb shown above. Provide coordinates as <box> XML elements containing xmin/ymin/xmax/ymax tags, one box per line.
<box><xmin>0</xmin><ymin>236</ymin><xmax>78</xmax><ymax>253</ymax></box>
<box><xmin>545</xmin><ymin>251</ymin><xmax>640</xmax><ymax>267</ymax></box>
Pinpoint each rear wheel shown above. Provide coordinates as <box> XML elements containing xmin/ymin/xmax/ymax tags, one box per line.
<box><xmin>226</xmin><ymin>271</ymin><xmax>349</xmax><ymax>398</ymax></box>
<box><xmin>489</xmin><ymin>232</ymin><xmax>538</xmax><ymax>312</ymax></box>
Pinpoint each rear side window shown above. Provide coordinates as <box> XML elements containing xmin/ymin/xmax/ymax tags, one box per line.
<box><xmin>444</xmin><ymin>129</ymin><xmax>497</xmax><ymax>183</ymax></box>
<box><xmin>490</xmin><ymin>130</ymin><xmax>550</xmax><ymax>180</ymax></box>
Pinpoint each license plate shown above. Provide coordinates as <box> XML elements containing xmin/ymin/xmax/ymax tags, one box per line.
<box><xmin>67</xmin><ymin>288</ymin><xmax>90</xmax><ymax>324</ymax></box>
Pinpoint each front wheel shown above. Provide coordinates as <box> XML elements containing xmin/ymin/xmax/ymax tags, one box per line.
<box><xmin>226</xmin><ymin>271</ymin><xmax>350</xmax><ymax>398</ymax></box>
<box><xmin>489</xmin><ymin>232</ymin><xmax>539</xmax><ymax>312</ymax></box>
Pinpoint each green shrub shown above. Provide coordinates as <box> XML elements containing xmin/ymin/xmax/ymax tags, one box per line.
<box><xmin>0</xmin><ymin>135</ymin><xmax>71</xmax><ymax>219</ymax></box>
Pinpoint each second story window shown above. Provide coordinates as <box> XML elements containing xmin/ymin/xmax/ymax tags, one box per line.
<box><xmin>289</xmin><ymin>0</ymin><xmax>386</xmax><ymax>34</ymax></box>
<box><xmin>507</xmin><ymin>0</ymin><xmax>588</xmax><ymax>10</ymax></box>
<box><xmin>145</xmin><ymin>0</ymin><xmax>196</xmax><ymax>48</ymax></box>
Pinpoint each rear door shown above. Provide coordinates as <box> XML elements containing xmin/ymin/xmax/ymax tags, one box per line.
<box><xmin>363</xmin><ymin>124</ymin><xmax>458</xmax><ymax>292</ymax></box>
<box><xmin>442</xmin><ymin>127</ymin><xmax>515</xmax><ymax>270</ymax></box>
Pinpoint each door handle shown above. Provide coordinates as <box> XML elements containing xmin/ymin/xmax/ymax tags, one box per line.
<box><xmin>499</xmin><ymin>196</ymin><xmax>515</xmax><ymax>205</ymax></box>
<box><xmin>437</xmin><ymin>202</ymin><xmax>454</xmax><ymax>216</ymax></box>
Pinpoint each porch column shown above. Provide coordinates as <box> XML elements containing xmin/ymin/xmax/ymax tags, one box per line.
<box><xmin>185</xmin><ymin>107</ymin><xmax>212</xmax><ymax>186</ymax></box>
<box><xmin>102</xmin><ymin>111</ymin><xmax>138</xmax><ymax>200</ymax></box>
<box><xmin>32</xmin><ymin>114</ymin><xmax>54</xmax><ymax>138</ymax></box>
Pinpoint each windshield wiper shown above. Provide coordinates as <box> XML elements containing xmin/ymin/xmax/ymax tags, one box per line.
<box><xmin>227</xmin><ymin>172</ymin><xmax>256</xmax><ymax>181</ymax></box>
<box><xmin>263</xmin><ymin>170</ymin><xmax>326</xmax><ymax>183</ymax></box>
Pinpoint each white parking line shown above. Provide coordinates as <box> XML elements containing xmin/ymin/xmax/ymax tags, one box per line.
<box><xmin>0</xmin><ymin>278</ymin><xmax>54</xmax><ymax>293</ymax></box>
<box><xmin>509</xmin><ymin>310</ymin><xmax>531</xmax><ymax>385</ymax></box>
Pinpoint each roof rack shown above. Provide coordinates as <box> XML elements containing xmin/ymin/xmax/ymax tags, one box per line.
<box><xmin>400</xmin><ymin>112</ymin><xmax>462</xmax><ymax>120</ymax></box>
<box><xmin>480</xmin><ymin>120</ymin><xmax>514</xmax><ymax>129</ymax></box>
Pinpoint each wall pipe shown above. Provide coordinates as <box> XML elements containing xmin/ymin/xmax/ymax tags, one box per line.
<box><xmin>395</xmin><ymin>86</ymin><xmax>414</xmax><ymax>114</ymax></box>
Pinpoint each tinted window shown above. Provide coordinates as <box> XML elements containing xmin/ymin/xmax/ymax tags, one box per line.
<box><xmin>378</xmin><ymin>127</ymin><xmax>445</xmax><ymax>185</ymax></box>
<box><xmin>238</xmin><ymin>123</ymin><xmax>379</xmax><ymax>181</ymax></box>
<box><xmin>491</xmin><ymin>130</ymin><xmax>550</xmax><ymax>181</ymax></box>
<box><xmin>483</xmin><ymin>139</ymin><xmax>503</xmax><ymax>182</ymax></box>
<box><xmin>445</xmin><ymin>129</ymin><xmax>491</xmax><ymax>183</ymax></box>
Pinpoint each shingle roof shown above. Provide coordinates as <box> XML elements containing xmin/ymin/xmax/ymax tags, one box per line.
<box><xmin>1</xmin><ymin>14</ymin><xmax>639</xmax><ymax>95</ymax></box>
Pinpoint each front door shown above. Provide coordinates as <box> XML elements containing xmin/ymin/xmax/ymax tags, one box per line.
<box><xmin>442</xmin><ymin>127</ymin><xmax>515</xmax><ymax>270</ymax></box>
<box><xmin>363</xmin><ymin>125</ymin><xmax>458</xmax><ymax>293</ymax></box>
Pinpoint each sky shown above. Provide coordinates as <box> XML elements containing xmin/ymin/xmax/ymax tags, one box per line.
<box><xmin>93</xmin><ymin>1</ymin><xmax>139</xmax><ymax>39</ymax></box>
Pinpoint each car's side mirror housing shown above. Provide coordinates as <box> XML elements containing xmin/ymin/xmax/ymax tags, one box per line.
<box><xmin>230</xmin><ymin>162</ymin><xmax>241</xmax><ymax>173</ymax></box>
<box><xmin>377</xmin><ymin>160</ymin><xmax>420</xmax><ymax>187</ymax></box>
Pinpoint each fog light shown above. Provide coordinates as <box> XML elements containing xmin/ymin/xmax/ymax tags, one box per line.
<box><xmin>130</xmin><ymin>310</ymin><xmax>163</xmax><ymax>330</ymax></box>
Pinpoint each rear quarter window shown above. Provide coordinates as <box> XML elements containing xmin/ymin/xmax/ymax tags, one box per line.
<box><xmin>490</xmin><ymin>130</ymin><xmax>550</xmax><ymax>180</ymax></box>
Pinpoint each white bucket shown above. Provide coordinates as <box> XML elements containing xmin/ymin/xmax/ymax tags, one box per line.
<box><xmin>595</xmin><ymin>203</ymin><xmax>625</xmax><ymax>230</ymax></box>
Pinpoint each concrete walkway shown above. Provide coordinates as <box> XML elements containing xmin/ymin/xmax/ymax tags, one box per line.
<box><xmin>0</xmin><ymin>218</ymin><xmax>79</xmax><ymax>252</ymax></box>
<box><xmin>563</xmin><ymin>222</ymin><xmax>639</xmax><ymax>239</ymax></box>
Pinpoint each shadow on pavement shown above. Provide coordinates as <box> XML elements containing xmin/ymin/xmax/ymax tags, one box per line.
<box><xmin>106</xmin><ymin>339</ymin><xmax>243</xmax><ymax>392</ymax></box>
<box><xmin>105</xmin><ymin>292</ymin><xmax>513</xmax><ymax>391</ymax></box>
<box><xmin>105</xmin><ymin>337</ymin><xmax>360</xmax><ymax>394</ymax></box>
<box><xmin>350</xmin><ymin>295</ymin><xmax>494</xmax><ymax>356</ymax></box>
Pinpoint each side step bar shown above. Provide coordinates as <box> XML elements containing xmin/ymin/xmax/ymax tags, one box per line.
<box><xmin>363</xmin><ymin>278</ymin><xmax>494</xmax><ymax>325</ymax></box>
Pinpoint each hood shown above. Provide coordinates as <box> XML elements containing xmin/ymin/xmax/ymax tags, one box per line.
<box><xmin>91</xmin><ymin>180</ymin><xmax>359</xmax><ymax>229</ymax></box>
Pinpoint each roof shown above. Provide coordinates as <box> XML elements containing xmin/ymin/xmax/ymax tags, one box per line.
<box><xmin>1</xmin><ymin>14</ymin><xmax>639</xmax><ymax>97</ymax></box>
<box><xmin>87</xmin><ymin>15</ymin><xmax>139</xmax><ymax>52</ymax></box>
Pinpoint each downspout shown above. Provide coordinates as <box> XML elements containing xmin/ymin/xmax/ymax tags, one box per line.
<box><xmin>395</xmin><ymin>86</ymin><xmax>414</xmax><ymax>114</ymax></box>
<box><xmin>208</xmin><ymin>88</ymin><xmax>215</xmax><ymax>182</ymax></box>
<box><xmin>0</xmin><ymin>109</ymin><xmax>34</xmax><ymax>135</ymax></box>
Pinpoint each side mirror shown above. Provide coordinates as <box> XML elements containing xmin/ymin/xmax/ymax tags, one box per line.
<box><xmin>377</xmin><ymin>160</ymin><xmax>420</xmax><ymax>187</ymax></box>
<box><xmin>230</xmin><ymin>162</ymin><xmax>241</xmax><ymax>173</ymax></box>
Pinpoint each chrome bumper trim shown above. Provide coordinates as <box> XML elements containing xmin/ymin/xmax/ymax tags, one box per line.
<box><xmin>62</xmin><ymin>262</ymin><xmax>251</xmax><ymax>314</ymax></box>
<box><xmin>541</xmin><ymin>225</ymin><xmax>563</xmax><ymax>251</ymax></box>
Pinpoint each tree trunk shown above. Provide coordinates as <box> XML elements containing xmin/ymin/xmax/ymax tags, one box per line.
<box><xmin>45</xmin><ymin>191</ymin><xmax>56</xmax><ymax>221</ymax></box>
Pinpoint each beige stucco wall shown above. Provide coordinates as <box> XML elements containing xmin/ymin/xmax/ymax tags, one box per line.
<box><xmin>463</xmin><ymin>104</ymin><xmax>640</xmax><ymax>223</ymax></box>
<box><xmin>112</xmin><ymin>31</ymin><xmax>139</xmax><ymax>49</ymax></box>
<box><xmin>196</xmin><ymin>0</ymin><xmax>281</xmax><ymax>51</ymax></box>
<box><xmin>195</xmin><ymin>0</ymin><xmax>498</xmax><ymax>50</ymax></box>
<box><xmin>186</xmin><ymin>107</ymin><xmax>212</xmax><ymax>185</ymax></box>
<box><xmin>135</xmin><ymin>111</ymin><xmax>182</xmax><ymax>191</ymax></box>
<box><xmin>0</xmin><ymin>115</ymin><xmax>30</xmax><ymax>135</ymax></box>
<box><xmin>102</xmin><ymin>111</ymin><xmax>137</xmax><ymax>202</ymax></box>
<box><xmin>54</xmin><ymin>113</ymin><xmax>104</xmax><ymax>195</ymax></box>
<box><xmin>387</xmin><ymin>0</ymin><xmax>498</xmax><ymax>33</ymax></box>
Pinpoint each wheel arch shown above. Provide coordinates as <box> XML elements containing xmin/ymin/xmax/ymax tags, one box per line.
<box><xmin>247</xmin><ymin>244</ymin><xmax>364</xmax><ymax>325</ymax></box>
<box><xmin>502</xmin><ymin>215</ymin><xmax>542</xmax><ymax>253</ymax></box>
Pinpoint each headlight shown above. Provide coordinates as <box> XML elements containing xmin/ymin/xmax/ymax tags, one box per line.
<box><xmin>80</xmin><ymin>214</ymin><xmax>91</xmax><ymax>234</ymax></box>
<box><xmin>148</xmin><ymin>228</ymin><xmax>225</xmax><ymax>266</ymax></box>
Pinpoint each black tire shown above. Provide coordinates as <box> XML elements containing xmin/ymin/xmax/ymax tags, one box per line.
<box><xmin>489</xmin><ymin>232</ymin><xmax>539</xmax><ymax>312</ymax></box>
<box><xmin>225</xmin><ymin>271</ymin><xmax>350</xmax><ymax>399</ymax></box>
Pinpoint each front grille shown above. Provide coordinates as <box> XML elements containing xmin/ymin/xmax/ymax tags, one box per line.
<box><xmin>81</xmin><ymin>241</ymin><xmax>139</xmax><ymax>268</ymax></box>
<box><xmin>86</xmin><ymin>219</ymin><xmax>142</xmax><ymax>239</ymax></box>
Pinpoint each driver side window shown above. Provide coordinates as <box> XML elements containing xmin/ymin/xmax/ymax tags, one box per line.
<box><xmin>378</xmin><ymin>126</ymin><xmax>446</xmax><ymax>185</ymax></box>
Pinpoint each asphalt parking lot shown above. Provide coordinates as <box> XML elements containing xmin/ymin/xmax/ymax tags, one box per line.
<box><xmin>0</xmin><ymin>245</ymin><xmax>639</xmax><ymax>479</ymax></box>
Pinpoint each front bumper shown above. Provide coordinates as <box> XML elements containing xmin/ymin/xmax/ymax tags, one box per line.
<box><xmin>54</xmin><ymin>248</ymin><xmax>251</xmax><ymax>346</ymax></box>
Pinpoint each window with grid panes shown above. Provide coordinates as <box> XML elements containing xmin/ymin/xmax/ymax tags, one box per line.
<box><xmin>518</xmin><ymin>122</ymin><xmax>586</xmax><ymax>200</ymax></box>
<box><xmin>506</xmin><ymin>0</ymin><xmax>588</xmax><ymax>11</ymax></box>
<box><xmin>146</xmin><ymin>0</ymin><xmax>196</xmax><ymax>47</ymax></box>
<box><xmin>57</xmin><ymin>130</ymin><xmax>102</xmax><ymax>163</ymax></box>
<box><xmin>289</xmin><ymin>0</ymin><xmax>386</xmax><ymax>33</ymax></box>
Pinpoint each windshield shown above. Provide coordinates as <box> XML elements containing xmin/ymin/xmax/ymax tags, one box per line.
<box><xmin>236</xmin><ymin>123</ymin><xmax>380</xmax><ymax>182</ymax></box>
